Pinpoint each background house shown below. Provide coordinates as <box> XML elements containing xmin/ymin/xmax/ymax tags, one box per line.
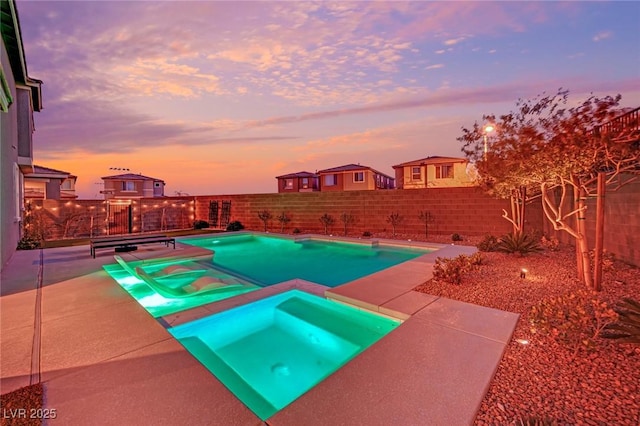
<box><xmin>275</xmin><ymin>171</ymin><xmax>319</xmax><ymax>193</ymax></box>
<box><xmin>24</xmin><ymin>165</ymin><xmax>77</xmax><ymax>200</ymax></box>
<box><xmin>1</xmin><ymin>0</ymin><xmax>43</xmax><ymax>267</ymax></box>
<box><xmin>101</xmin><ymin>173</ymin><xmax>165</xmax><ymax>200</ymax></box>
<box><xmin>317</xmin><ymin>164</ymin><xmax>395</xmax><ymax>191</ymax></box>
<box><xmin>393</xmin><ymin>156</ymin><xmax>476</xmax><ymax>189</ymax></box>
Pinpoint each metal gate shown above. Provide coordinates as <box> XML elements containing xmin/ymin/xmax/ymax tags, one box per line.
<box><xmin>208</xmin><ymin>201</ymin><xmax>219</xmax><ymax>227</ymax></box>
<box><xmin>107</xmin><ymin>201</ymin><xmax>132</xmax><ymax>235</ymax></box>
<box><xmin>220</xmin><ymin>201</ymin><xmax>231</xmax><ymax>228</ymax></box>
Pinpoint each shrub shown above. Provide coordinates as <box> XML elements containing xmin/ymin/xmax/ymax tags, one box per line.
<box><xmin>292</xmin><ymin>228</ymin><xmax>301</xmax><ymax>234</ymax></box>
<box><xmin>600</xmin><ymin>298</ymin><xmax>640</xmax><ymax>344</ymax></box>
<box><xmin>257</xmin><ymin>210</ymin><xmax>273</xmax><ymax>232</ymax></box>
<box><xmin>226</xmin><ymin>221</ymin><xmax>244</xmax><ymax>232</ymax></box>
<box><xmin>589</xmin><ymin>248</ymin><xmax>615</xmax><ymax>272</ymax></box>
<box><xmin>276</xmin><ymin>212</ymin><xmax>291</xmax><ymax>233</ymax></box>
<box><xmin>339</xmin><ymin>212</ymin><xmax>356</xmax><ymax>236</ymax></box>
<box><xmin>362</xmin><ymin>231</ymin><xmax>372</xmax><ymax>237</ymax></box>
<box><xmin>17</xmin><ymin>236</ymin><xmax>41</xmax><ymax>250</ymax></box>
<box><xmin>529</xmin><ymin>289</ymin><xmax>618</xmax><ymax>349</ymax></box>
<box><xmin>319</xmin><ymin>214</ymin><xmax>335</xmax><ymax>235</ymax></box>
<box><xmin>193</xmin><ymin>220</ymin><xmax>209</xmax><ymax>229</ymax></box>
<box><xmin>451</xmin><ymin>233</ymin><xmax>463</xmax><ymax>242</ymax></box>
<box><xmin>496</xmin><ymin>232</ymin><xmax>541</xmax><ymax>255</ymax></box>
<box><xmin>418</xmin><ymin>210</ymin><xmax>435</xmax><ymax>238</ymax></box>
<box><xmin>540</xmin><ymin>235</ymin><xmax>560</xmax><ymax>251</ymax></box>
<box><xmin>432</xmin><ymin>253</ymin><xmax>482</xmax><ymax>285</ymax></box>
<box><xmin>386</xmin><ymin>212</ymin><xmax>403</xmax><ymax>238</ymax></box>
<box><xmin>477</xmin><ymin>235</ymin><xmax>498</xmax><ymax>252</ymax></box>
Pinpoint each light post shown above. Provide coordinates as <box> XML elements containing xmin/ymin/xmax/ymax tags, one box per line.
<box><xmin>483</xmin><ymin>124</ymin><xmax>494</xmax><ymax>159</ymax></box>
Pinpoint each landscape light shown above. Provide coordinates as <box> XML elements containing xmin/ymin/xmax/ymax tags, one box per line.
<box><xmin>520</xmin><ymin>268</ymin><xmax>528</xmax><ymax>279</ymax></box>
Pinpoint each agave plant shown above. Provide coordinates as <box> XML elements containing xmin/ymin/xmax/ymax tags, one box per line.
<box><xmin>600</xmin><ymin>298</ymin><xmax>640</xmax><ymax>344</ymax></box>
<box><xmin>515</xmin><ymin>416</ymin><xmax>558</xmax><ymax>426</ymax></box>
<box><xmin>496</xmin><ymin>232</ymin><xmax>542</xmax><ymax>255</ymax></box>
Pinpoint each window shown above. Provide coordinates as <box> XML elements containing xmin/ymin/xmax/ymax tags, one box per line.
<box><xmin>411</xmin><ymin>166</ymin><xmax>421</xmax><ymax>180</ymax></box>
<box><xmin>354</xmin><ymin>172</ymin><xmax>364</xmax><ymax>183</ymax></box>
<box><xmin>285</xmin><ymin>179</ymin><xmax>293</xmax><ymax>189</ymax></box>
<box><xmin>324</xmin><ymin>174</ymin><xmax>337</xmax><ymax>186</ymax></box>
<box><xmin>154</xmin><ymin>182</ymin><xmax>162</xmax><ymax>188</ymax></box>
<box><xmin>121</xmin><ymin>181</ymin><xmax>135</xmax><ymax>191</ymax></box>
<box><xmin>61</xmin><ymin>179</ymin><xmax>73</xmax><ymax>190</ymax></box>
<box><xmin>436</xmin><ymin>164</ymin><xmax>454</xmax><ymax>179</ymax></box>
<box><xmin>301</xmin><ymin>177</ymin><xmax>309</xmax><ymax>188</ymax></box>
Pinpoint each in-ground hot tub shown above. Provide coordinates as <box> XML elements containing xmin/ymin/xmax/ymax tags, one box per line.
<box><xmin>169</xmin><ymin>289</ymin><xmax>400</xmax><ymax>420</ymax></box>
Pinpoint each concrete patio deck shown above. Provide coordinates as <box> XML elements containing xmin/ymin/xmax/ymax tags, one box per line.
<box><xmin>1</xmin><ymin>235</ymin><xmax>519</xmax><ymax>425</ymax></box>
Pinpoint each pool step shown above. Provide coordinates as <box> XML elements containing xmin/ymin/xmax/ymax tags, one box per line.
<box><xmin>178</xmin><ymin>336</ymin><xmax>276</xmax><ymax>419</ymax></box>
<box><xmin>274</xmin><ymin>297</ymin><xmax>398</xmax><ymax>348</ymax></box>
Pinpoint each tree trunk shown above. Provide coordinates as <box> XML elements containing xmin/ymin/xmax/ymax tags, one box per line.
<box><xmin>573</xmin><ymin>176</ymin><xmax>593</xmax><ymax>288</ymax></box>
<box><xmin>593</xmin><ymin>172</ymin><xmax>606</xmax><ymax>291</ymax></box>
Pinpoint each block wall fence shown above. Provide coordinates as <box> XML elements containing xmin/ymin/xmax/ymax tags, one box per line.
<box><xmin>25</xmin><ymin>184</ymin><xmax>638</xmax><ymax>266</ymax></box>
<box><xmin>194</xmin><ymin>187</ymin><xmax>544</xmax><ymax>238</ymax></box>
<box><xmin>544</xmin><ymin>176</ymin><xmax>640</xmax><ymax>267</ymax></box>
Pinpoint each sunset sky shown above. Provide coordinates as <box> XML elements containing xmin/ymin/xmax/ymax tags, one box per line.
<box><xmin>18</xmin><ymin>1</ymin><xmax>640</xmax><ymax>199</ymax></box>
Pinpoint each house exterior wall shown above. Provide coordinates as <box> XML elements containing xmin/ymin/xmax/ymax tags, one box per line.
<box><xmin>399</xmin><ymin>165</ymin><xmax>426</xmax><ymax>189</ymax></box>
<box><xmin>277</xmin><ymin>177</ymin><xmax>319</xmax><ymax>193</ymax></box>
<box><xmin>343</xmin><ymin>170</ymin><xmax>373</xmax><ymax>191</ymax></box>
<box><xmin>1</xmin><ymin>42</ymin><xmax>21</xmax><ymax>268</ymax></box>
<box><xmin>396</xmin><ymin>162</ymin><xmax>475</xmax><ymax>189</ymax></box>
<box><xmin>425</xmin><ymin>162</ymin><xmax>474</xmax><ymax>188</ymax></box>
<box><xmin>45</xmin><ymin>179</ymin><xmax>62</xmax><ymax>199</ymax></box>
<box><xmin>319</xmin><ymin>170</ymin><xmax>393</xmax><ymax>191</ymax></box>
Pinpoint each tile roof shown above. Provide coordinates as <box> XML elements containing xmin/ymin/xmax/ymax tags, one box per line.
<box><xmin>317</xmin><ymin>163</ymin><xmax>394</xmax><ymax>179</ymax></box>
<box><xmin>31</xmin><ymin>165</ymin><xmax>72</xmax><ymax>175</ymax></box>
<box><xmin>392</xmin><ymin>156</ymin><xmax>468</xmax><ymax>168</ymax></box>
<box><xmin>101</xmin><ymin>173</ymin><xmax>164</xmax><ymax>182</ymax></box>
<box><xmin>275</xmin><ymin>171</ymin><xmax>318</xmax><ymax>179</ymax></box>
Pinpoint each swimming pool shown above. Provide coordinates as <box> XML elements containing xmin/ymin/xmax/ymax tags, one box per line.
<box><xmin>103</xmin><ymin>258</ymin><xmax>260</xmax><ymax>317</ymax></box>
<box><xmin>169</xmin><ymin>289</ymin><xmax>400</xmax><ymax>420</ymax></box>
<box><xmin>182</xmin><ymin>234</ymin><xmax>431</xmax><ymax>287</ymax></box>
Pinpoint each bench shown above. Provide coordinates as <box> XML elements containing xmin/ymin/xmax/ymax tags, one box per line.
<box><xmin>90</xmin><ymin>235</ymin><xmax>176</xmax><ymax>258</ymax></box>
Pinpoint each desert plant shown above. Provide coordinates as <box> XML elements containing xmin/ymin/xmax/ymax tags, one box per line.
<box><xmin>496</xmin><ymin>232</ymin><xmax>541</xmax><ymax>255</ymax></box>
<box><xmin>276</xmin><ymin>212</ymin><xmax>291</xmax><ymax>233</ymax></box>
<box><xmin>319</xmin><ymin>213</ymin><xmax>335</xmax><ymax>235</ymax></box>
<box><xmin>451</xmin><ymin>233</ymin><xmax>463</xmax><ymax>242</ymax></box>
<box><xmin>515</xmin><ymin>416</ymin><xmax>559</xmax><ymax>426</ymax></box>
<box><xmin>432</xmin><ymin>253</ymin><xmax>482</xmax><ymax>285</ymax></box>
<box><xmin>292</xmin><ymin>228</ymin><xmax>301</xmax><ymax>234</ymax></box>
<box><xmin>362</xmin><ymin>231</ymin><xmax>372</xmax><ymax>237</ymax></box>
<box><xmin>339</xmin><ymin>212</ymin><xmax>356</xmax><ymax>236</ymax></box>
<box><xmin>193</xmin><ymin>220</ymin><xmax>209</xmax><ymax>229</ymax></box>
<box><xmin>529</xmin><ymin>289</ymin><xmax>617</xmax><ymax>350</ymax></box>
<box><xmin>257</xmin><ymin>210</ymin><xmax>273</xmax><ymax>232</ymax></box>
<box><xmin>418</xmin><ymin>210</ymin><xmax>435</xmax><ymax>238</ymax></box>
<box><xmin>540</xmin><ymin>235</ymin><xmax>560</xmax><ymax>251</ymax></box>
<box><xmin>600</xmin><ymin>298</ymin><xmax>640</xmax><ymax>344</ymax></box>
<box><xmin>386</xmin><ymin>212</ymin><xmax>404</xmax><ymax>238</ymax></box>
<box><xmin>477</xmin><ymin>234</ymin><xmax>499</xmax><ymax>252</ymax></box>
<box><xmin>17</xmin><ymin>236</ymin><xmax>41</xmax><ymax>250</ymax></box>
<box><xmin>226</xmin><ymin>221</ymin><xmax>244</xmax><ymax>232</ymax></box>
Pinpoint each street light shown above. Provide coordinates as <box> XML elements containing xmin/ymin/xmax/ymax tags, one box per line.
<box><xmin>483</xmin><ymin>124</ymin><xmax>494</xmax><ymax>158</ymax></box>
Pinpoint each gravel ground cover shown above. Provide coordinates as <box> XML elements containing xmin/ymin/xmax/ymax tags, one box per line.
<box><xmin>411</xmin><ymin>236</ymin><xmax>640</xmax><ymax>425</ymax></box>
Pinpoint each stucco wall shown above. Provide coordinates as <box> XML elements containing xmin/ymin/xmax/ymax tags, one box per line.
<box><xmin>1</xmin><ymin>41</ymin><xmax>20</xmax><ymax>269</ymax></box>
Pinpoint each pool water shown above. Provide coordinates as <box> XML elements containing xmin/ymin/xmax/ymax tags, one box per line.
<box><xmin>103</xmin><ymin>260</ymin><xmax>260</xmax><ymax>317</ymax></box>
<box><xmin>182</xmin><ymin>234</ymin><xmax>430</xmax><ymax>287</ymax></box>
<box><xmin>169</xmin><ymin>289</ymin><xmax>400</xmax><ymax>420</ymax></box>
